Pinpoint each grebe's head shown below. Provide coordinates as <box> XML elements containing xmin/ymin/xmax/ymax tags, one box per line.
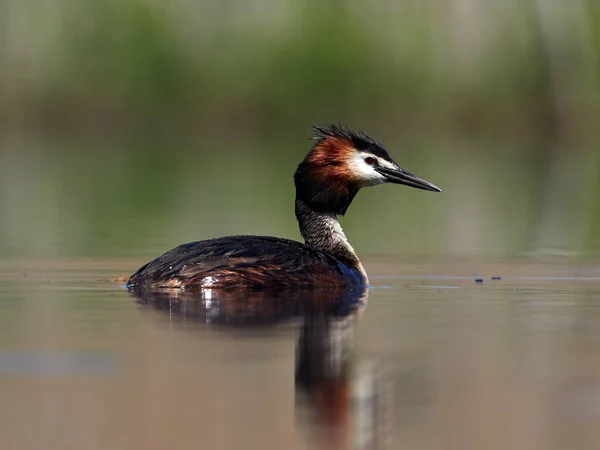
<box><xmin>294</xmin><ymin>124</ymin><xmax>441</xmax><ymax>215</ymax></box>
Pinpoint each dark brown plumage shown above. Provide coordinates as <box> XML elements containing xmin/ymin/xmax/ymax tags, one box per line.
<box><xmin>127</xmin><ymin>236</ymin><xmax>362</xmax><ymax>291</ymax></box>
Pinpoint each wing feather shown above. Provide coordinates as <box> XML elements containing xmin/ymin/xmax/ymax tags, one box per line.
<box><xmin>127</xmin><ymin>236</ymin><xmax>351</xmax><ymax>290</ymax></box>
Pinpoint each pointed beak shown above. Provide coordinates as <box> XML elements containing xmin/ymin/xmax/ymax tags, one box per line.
<box><xmin>375</xmin><ymin>166</ymin><xmax>442</xmax><ymax>192</ymax></box>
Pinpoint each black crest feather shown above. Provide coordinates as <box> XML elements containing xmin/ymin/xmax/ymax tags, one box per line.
<box><xmin>311</xmin><ymin>124</ymin><xmax>392</xmax><ymax>160</ymax></box>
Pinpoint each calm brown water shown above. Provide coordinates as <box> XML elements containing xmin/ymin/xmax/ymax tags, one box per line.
<box><xmin>1</xmin><ymin>258</ymin><xmax>600</xmax><ymax>450</ymax></box>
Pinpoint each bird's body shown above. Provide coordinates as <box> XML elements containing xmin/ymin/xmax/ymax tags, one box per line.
<box><xmin>127</xmin><ymin>235</ymin><xmax>363</xmax><ymax>290</ymax></box>
<box><xmin>127</xmin><ymin>125</ymin><xmax>441</xmax><ymax>292</ymax></box>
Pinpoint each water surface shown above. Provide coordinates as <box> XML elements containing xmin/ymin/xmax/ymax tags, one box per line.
<box><xmin>1</xmin><ymin>258</ymin><xmax>599</xmax><ymax>450</ymax></box>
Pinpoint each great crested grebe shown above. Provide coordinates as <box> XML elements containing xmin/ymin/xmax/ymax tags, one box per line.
<box><xmin>127</xmin><ymin>125</ymin><xmax>441</xmax><ymax>292</ymax></box>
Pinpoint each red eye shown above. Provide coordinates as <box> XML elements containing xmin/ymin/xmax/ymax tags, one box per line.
<box><xmin>364</xmin><ymin>157</ymin><xmax>376</xmax><ymax>165</ymax></box>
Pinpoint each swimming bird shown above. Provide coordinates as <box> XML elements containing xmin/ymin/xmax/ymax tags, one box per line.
<box><xmin>126</xmin><ymin>125</ymin><xmax>441</xmax><ymax>292</ymax></box>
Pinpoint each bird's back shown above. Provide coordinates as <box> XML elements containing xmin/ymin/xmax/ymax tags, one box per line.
<box><xmin>126</xmin><ymin>235</ymin><xmax>363</xmax><ymax>291</ymax></box>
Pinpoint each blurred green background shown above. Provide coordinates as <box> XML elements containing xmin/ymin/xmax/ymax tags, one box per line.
<box><xmin>0</xmin><ymin>0</ymin><xmax>599</xmax><ymax>260</ymax></box>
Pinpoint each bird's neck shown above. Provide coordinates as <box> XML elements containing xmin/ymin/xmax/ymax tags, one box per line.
<box><xmin>295</xmin><ymin>197</ymin><xmax>367</xmax><ymax>281</ymax></box>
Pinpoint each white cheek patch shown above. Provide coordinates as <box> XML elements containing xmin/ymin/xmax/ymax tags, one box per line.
<box><xmin>348</xmin><ymin>153</ymin><xmax>388</xmax><ymax>186</ymax></box>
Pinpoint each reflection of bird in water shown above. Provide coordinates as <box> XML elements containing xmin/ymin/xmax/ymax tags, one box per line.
<box><xmin>131</xmin><ymin>287</ymin><xmax>388</xmax><ymax>449</ymax></box>
<box><xmin>127</xmin><ymin>125</ymin><xmax>440</xmax><ymax>292</ymax></box>
<box><xmin>295</xmin><ymin>289</ymin><xmax>390</xmax><ymax>450</ymax></box>
<box><xmin>131</xmin><ymin>285</ymin><xmax>364</xmax><ymax>326</ymax></box>
<box><xmin>296</xmin><ymin>312</ymin><xmax>356</xmax><ymax>425</ymax></box>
